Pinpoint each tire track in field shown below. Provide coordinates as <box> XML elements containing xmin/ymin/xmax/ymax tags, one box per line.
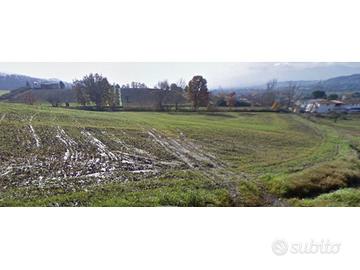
<box><xmin>148</xmin><ymin>128</ymin><xmax>221</xmax><ymax>169</ymax></box>
<box><xmin>147</xmin><ymin>128</ymin><xmax>248</xmax><ymax>205</ymax></box>
<box><xmin>0</xmin><ymin>113</ymin><xmax>6</xmax><ymax>122</ymax></box>
<box><xmin>81</xmin><ymin>130</ymin><xmax>118</xmax><ymax>161</ymax></box>
<box><xmin>28</xmin><ymin>114</ymin><xmax>41</xmax><ymax>148</ymax></box>
<box><xmin>68</xmin><ymin>116</ymin><xmax>160</xmax><ymax>177</ymax></box>
<box><xmin>56</xmin><ymin>126</ymin><xmax>78</xmax><ymax>162</ymax></box>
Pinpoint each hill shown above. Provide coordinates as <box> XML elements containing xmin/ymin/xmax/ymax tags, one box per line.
<box><xmin>0</xmin><ymin>73</ymin><xmax>70</xmax><ymax>90</ymax></box>
<box><xmin>322</xmin><ymin>73</ymin><xmax>360</xmax><ymax>91</ymax></box>
<box><xmin>213</xmin><ymin>73</ymin><xmax>360</xmax><ymax>94</ymax></box>
<box><xmin>0</xmin><ymin>73</ymin><xmax>44</xmax><ymax>90</ymax></box>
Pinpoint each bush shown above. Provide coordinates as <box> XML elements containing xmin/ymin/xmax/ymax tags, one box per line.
<box><xmin>235</xmin><ymin>100</ymin><xmax>251</xmax><ymax>107</ymax></box>
<box><xmin>216</xmin><ymin>99</ymin><xmax>227</xmax><ymax>107</ymax></box>
<box><xmin>270</xmin><ymin>158</ymin><xmax>360</xmax><ymax>198</ymax></box>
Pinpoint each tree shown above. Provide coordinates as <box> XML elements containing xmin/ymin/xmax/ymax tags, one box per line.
<box><xmin>45</xmin><ymin>90</ymin><xmax>63</xmax><ymax>107</ymax></box>
<box><xmin>177</xmin><ymin>78</ymin><xmax>186</xmax><ymax>90</ymax></box>
<box><xmin>156</xmin><ymin>80</ymin><xmax>170</xmax><ymax>90</ymax></box>
<box><xmin>215</xmin><ymin>93</ymin><xmax>227</xmax><ymax>107</ymax></box>
<box><xmin>328</xmin><ymin>94</ymin><xmax>339</xmax><ymax>100</ymax></box>
<box><xmin>111</xmin><ymin>84</ymin><xmax>121</xmax><ymax>109</ymax></box>
<box><xmin>131</xmin><ymin>82</ymin><xmax>147</xmax><ymax>88</ymax></box>
<box><xmin>23</xmin><ymin>91</ymin><xmax>36</xmax><ymax>105</ymax></box>
<box><xmin>74</xmin><ymin>83</ymin><xmax>90</xmax><ymax>105</ymax></box>
<box><xmin>266</xmin><ymin>79</ymin><xmax>277</xmax><ymax>91</ymax></box>
<box><xmin>186</xmin><ymin>75</ymin><xmax>209</xmax><ymax>110</ymax></box>
<box><xmin>73</xmin><ymin>73</ymin><xmax>113</xmax><ymax>108</ymax></box>
<box><xmin>262</xmin><ymin>79</ymin><xmax>278</xmax><ymax>106</ymax></box>
<box><xmin>59</xmin><ymin>81</ymin><xmax>65</xmax><ymax>89</ymax></box>
<box><xmin>226</xmin><ymin>92</ymin><xmax>237</xmax><ymax>108</ymax></box>
<box><xmin>283</xmin><ymin>82</ymin><xmax>302</xmax><ymax>108</ymax></box>
<box><xmin>170</xmin><ymin>83</ymin><xmax>184</xmax><ymax>91</ymax></box>
<box><xmin>170</xmin><ymin>83</ymin><xmax>178</xmax><ymax>91</ymax></box>
<box><xmin>312</xmin><ymin>90</ymin><xmax>327</xmax><ymax>99</ymax></box>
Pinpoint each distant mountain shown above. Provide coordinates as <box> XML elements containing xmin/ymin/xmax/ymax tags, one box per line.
<box><xmin>321</xmin><ymin>74</ymin><xmax>360</xmax><ymax>91</ymax></box>
<box><xmin>279</xmin><ymin>74</ymin><xmax>360</xmax><ymax>92</ymax></box>
<box><xmin>0</xmin><ymin>73</ymin><xmax>70</xmax><ymax>90</ymax></box>
<box><xmin>212</xmin><ymin>73</ymin><xmax>360</xmax><ymax>94</ymax></box>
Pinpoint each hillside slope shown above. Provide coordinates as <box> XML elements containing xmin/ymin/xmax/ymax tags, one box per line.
<box><xmin>0</xmin><ymin>73</ymin><xmax>70</xmax><ymax>90</ymax></box>
<box><xmin>218</xmin><ymin>73</ymin><xmax>360</xmax><ymax>94</ymax></box>
<box><xmin>0</xmin><ymin>73</ymin><xmax>45</xmax><ymax>90</ymax></box>
<box><xmin>322</xmin><ymin>74</ymin><xmax>360</xmax><ymax>91</ymax></box>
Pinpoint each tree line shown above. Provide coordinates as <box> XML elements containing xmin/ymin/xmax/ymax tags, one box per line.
<box><xmin>73</xmin><ymin>74</ymin><xmax>120</xmax><ymax>109</ymax></box>
<box><xmin>72</xmin><ymin>73</ymin><xmax>210</xmax><ymax>111</ymax></box>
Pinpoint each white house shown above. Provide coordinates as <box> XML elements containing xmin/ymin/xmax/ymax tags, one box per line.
<box><xmin>305</xmin><ymin>99</ymin><xmax>344</xmax><ymax>114</ymax></box>
<box><xmin>303</xmin><ymin>99</ymin><xmax>360</xmax><ymax>114</ymax></box>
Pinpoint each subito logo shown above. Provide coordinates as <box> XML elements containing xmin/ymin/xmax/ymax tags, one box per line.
<box><xmin>272</xmin><ymin>239</ymin><xmax>288</xmax><ymax>256</ymax></box>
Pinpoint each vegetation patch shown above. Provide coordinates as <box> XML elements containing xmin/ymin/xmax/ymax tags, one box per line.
<box><xmin>267</xmin><ymin>158</ymin><xmax>360</xmax><ymax>199</ymax></box>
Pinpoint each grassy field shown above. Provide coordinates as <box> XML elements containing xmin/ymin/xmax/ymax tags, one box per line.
<box><xmin>0</xmin><ymin>102</ymin><xmax>360</xmax><ymax>206</ymax></box>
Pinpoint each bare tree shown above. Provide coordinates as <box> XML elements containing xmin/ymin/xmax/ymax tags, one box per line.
<box><xmin>131</xmin><ymin>82</ymin><xmax>147</xmax><ymax>88</ymax></box>
<box><xmin>156</xmin><ymin>80</ymin><xmax>170</xmax><ymax>90</ymax></box>
<box><xmin>177</xmin><ymin>78</ymin><xmax>186</xmax><ymax>90</ymax></box>
<box><xmin>283</xmin><ymin>82</ymin><xmax>302</xmax><ymax>108</ymax></box>
<box><xmin>170</xmin><ymin>83</ymin><xmax>185</xmax><ymax>91</ymax></box>
<box><xmin>155</xmin><ymin>90</ymin><xmax>168</xmax><ymax>111</ymax></box>
<box><xmin>262</xmin><ymin>79</ymin><xmax>278</xmax><ymax>106</ymax></box>
<box><xmin>226</xmin><ymin>92</ymin><xmax>237</xmax><ymax>109</ymax></box>
<box><xmin>266</xmin><ymin>79</ymin><xmax>278</xmax><ymax>91</ymax></box>
<box><xmin>23</xmin><ymin>91</ymin><xmax>36</xmax><ymax>105</ymax></box>
<box><xmin>45</xmin><ymin>90</ymin><xmax>63</xmax><ymax>107</ymax></box>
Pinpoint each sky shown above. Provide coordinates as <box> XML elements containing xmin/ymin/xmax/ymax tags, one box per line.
<box><xmin>1</xmin><ymin>62</ymin><xmax>360</xmax><ymax>89</ymax></box>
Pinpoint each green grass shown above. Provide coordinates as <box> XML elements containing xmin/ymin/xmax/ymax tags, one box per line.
<box><xmin>1</xmin><ymin>102</ymin><xmax>360</xmax><ymax>206</ymax></box>
<box><xmin>290</xmin><ymin>188</ymin><xmax>360</xmax><ymax>207</ymax></box>
<box><xmin>0</xmin><ymin>170</ymin><xmax>231</xmax><ymax>206</ymax></box>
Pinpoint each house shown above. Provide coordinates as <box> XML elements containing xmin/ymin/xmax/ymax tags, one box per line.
<box><xmin>343</xmin><ymin>100</ymin><xmax>360</xmax><ymax>113</ymax></box>
<box><xmin>40</xmin><ymin>82</ymin><xmax>61</xmax><ymax>89</ymax></box>
<box><xmin>32</xmin><ymin>81</ymin><xmax>62</xmax><ymax>89</ymax></box>
<box><xmin>303</xmin><ymin>99</ymin><xmax>360</xmax><ymax>114</ymax></box>
<box><xmin>120</xmin><ymin>88</ymin><xmax>186</xmax><ymax>110</ymax></box>
<box><xmin>304</xmin><ymin>99</ymin><xmax>344</xmax><ymax>113</ymax></box>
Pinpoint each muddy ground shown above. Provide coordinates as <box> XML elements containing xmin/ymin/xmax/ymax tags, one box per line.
<box><xmin>0</xmin><ymin>113</ymin><xmax>228</xmax><ymax>193</ymax></box>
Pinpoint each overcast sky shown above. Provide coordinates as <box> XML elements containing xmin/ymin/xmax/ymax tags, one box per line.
<box><xmin>1</xmin><ymin>62</ymin><xmax>360</xmax><ymax>89</ymax></box>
